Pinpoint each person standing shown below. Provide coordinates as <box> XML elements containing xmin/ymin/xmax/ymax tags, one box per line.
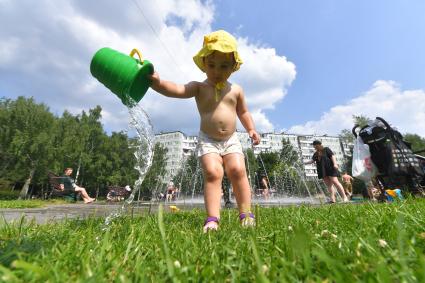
<box><xmin>304</xmin><ymin>140</ymin><xmax>349</xmax><ymax>203</ymax></box>
<box><xmin>260</xmin><ymin>176</ymin><xmax>270</xmax><ymax>200</ymax></box>
<box><xmin>166</xmin><ymin>181</ymin><xmax>175</xmax><ymax>202</ymax></box>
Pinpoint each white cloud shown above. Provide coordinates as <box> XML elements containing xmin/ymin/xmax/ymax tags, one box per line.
<box><xmin>288</xmin><ymin>80</ymin><xmax>425</xmax><ymax>137</ymax></box>
<box><xmin>249</xmin><ymin>110</ymin><xmax>274</xmax><ymax>132</ymax></box>
<box><xmin>0</xmin><ymin>0</ymin><xmax>295</xmax><ymax>134</ymax></box>
<box><xmin>234</xmin><ymin>43</ymin><xmax>296</xmax><ymax>112</ymax></box>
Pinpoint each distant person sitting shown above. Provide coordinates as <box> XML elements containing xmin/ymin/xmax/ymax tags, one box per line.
<box><xmin>366</xmin><ymin>178</ymin><xmax>381</xmax><ymax>202</ymax></box>
<box><xmin>60</xmin><ymin>168</ymin><xmax>95</xmax><ymax>204</ymax></box>
<box><xmin>341</xmin><ymin>172</ymin><xmax>354</xmax><ymax>198</ymax></box>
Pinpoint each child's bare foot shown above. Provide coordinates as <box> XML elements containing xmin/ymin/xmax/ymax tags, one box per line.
<box><xmin>203</xmin><ymin>217</ymin><xmax>219</xmax><ymax>233</ymax></box>
<box><xmin>239</xmin><ymin>212</ymin><xmax>255</xmax><ymax>227</ymax></box>
<box><xmin>84</xmin><ymin>198</ymin><xmax>96</xmax><ymax>204</ymax></box>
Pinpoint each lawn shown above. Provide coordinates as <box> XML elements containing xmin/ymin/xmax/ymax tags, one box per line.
<box><xmin>1</xmin><ymin>200</ymin><xmax>425</xmax><ymax>282</ymax></box>
<box><xmin>0</xmin><ymin>200</ymin><xmax>67</xmax><ymax>209</ymax></box>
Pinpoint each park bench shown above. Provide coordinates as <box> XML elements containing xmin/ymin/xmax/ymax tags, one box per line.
<box><xmin>47</xmin><ymin>171</ymin><xmax>78</xmax><ymax>202</ymax></box>
<box><xmin>106</xmin><ymin>186</ymin><xmax>131</xmax><ymax>202</ymax></box>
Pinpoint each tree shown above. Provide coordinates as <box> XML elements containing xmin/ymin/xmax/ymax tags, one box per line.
<box><xmin>86</xmin><ymin>131</ymin><xmax>137</xmax><ymax>197</ymax></box>
<box><xmin>273</xmin><ymin>138</ymin><xmax>304</xmax><ymax>195</ymax></box>
<box><xmin>339</xmin><ymin>129</ymin><xmax>354</xmax><ymax>144</ymax></box>
<box><xmin>0</xmin><ymin>97</ymin><xmax>168</xmax><ymax>199</ymax></box>
<box><xmin>173</xmin><ymin>152</ymin><xmax>200</xmax><ymax>195</ymax></box>
<box><xmin>353</xmin><ymin>115</ymin><xmax>370</xmax><ymax>128</ymax></box>
<box><xmin>74</xmin><ymin>106</ymin><xmax>105</xmax><ymax>184</ymax></box>
<box><xmin>279</xmin><ymin>138</ymin><xmax>301</xmax><ymax>165</ymax></box>
<box><xmin>256</xmin><ymin>151</ymin><xmax>281</xmax><ymax>190</ymax></box>
<box><xmin>140</xmin><ymin>143</ymin><xmax>168</xmax><ymax>199</ymax></box>
<box><xmin>54</xmin><ymin>106</ymin><xmax>106</xmax><ymax>188</ymax></box>
<box><xmin>0</xmin><ymin>97</ymin><xmax>56</xmax><ymax>198</ymax></box>
<box><xmin>244</xmin><ymin>148</ymin><xmax>258</xmax><ymax>189</ymax></box>
<box><xmin>404</xmin><ymin>133</ymin><xmax>425</xmax><ymax>153</ymax></box>
<box><xmin>0</xmin><ymin>98</ymin><xmax>14</xmax><ymax>181</ymax></box>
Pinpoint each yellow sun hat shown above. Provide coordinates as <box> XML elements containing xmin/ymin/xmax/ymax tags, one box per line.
<box><xmin>193</xmin><ymin>30</ymin><xmax>243</xmax><ymax>72</ymax></box>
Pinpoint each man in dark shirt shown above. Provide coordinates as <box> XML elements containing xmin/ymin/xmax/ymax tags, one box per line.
<box><xmin>60</xmin><ymin>168</ymin><xmax>95</xmax><ymax>203</ymax></box>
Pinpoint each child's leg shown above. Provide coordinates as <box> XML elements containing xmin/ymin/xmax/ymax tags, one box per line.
<box><xmin>346</xmin><ymin>183</ymin><xmax>353</xmax><ymax>197</ymax></box>
<box><xmin>222</xmin><ymin>153</ymin><xmax>251</xmax><ymax>214</ymax></box>
<box><xmin>200</xmin><ymin>153</ymin><xmax>224</xmax><ymax>219</ymax></box>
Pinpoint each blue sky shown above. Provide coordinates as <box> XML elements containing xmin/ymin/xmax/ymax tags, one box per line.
<box><xmin>1</xmin><ymin>0</ymin><xmax>424</xmax><ymax>136</ymax></box>
<box><xmin>213</xmin><ymin>0</ymin><xmax>425</xmax><ymax>131</ymax></box>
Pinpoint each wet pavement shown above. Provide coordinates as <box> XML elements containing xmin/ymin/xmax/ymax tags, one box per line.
<box><xmin>0</xmin><ymin>197</ymin><xmax>322</xmax><ymax>225</ymax></box>
<box><xmin>0</xmin><ymin>203</ymin><xmax>152</xmax><ymax>224</ymax></box>
<box><xmin>0</xmin><ymin>201</ymin><xmax>214</xmax><ymax>224</ymax></box>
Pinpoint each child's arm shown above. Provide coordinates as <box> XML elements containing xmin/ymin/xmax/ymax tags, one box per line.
<box><xmin>150</xmin><ymin>72</ymin><xmax>198</xmax><ymax>98</ymax></box>
<box><xmin>236</xmin><ymin>87</ymin><xmax>260</xmax><ymax>145</ymax></box>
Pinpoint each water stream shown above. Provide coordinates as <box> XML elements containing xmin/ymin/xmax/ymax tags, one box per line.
<box><xmin>100</xmin><ymin>106</ymin><xmax>333</xmax><ymax>230</ymax></box>
<box><xmin>102</xmin><ymin>102</ymin><xmax>154</xmax><ymax>230</ymax></box>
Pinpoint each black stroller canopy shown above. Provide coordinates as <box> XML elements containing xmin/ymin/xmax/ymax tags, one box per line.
<box><xmin>352</xmin><ymin>117</ymin><xmax>424</xmax><ymax>192</ymax></box>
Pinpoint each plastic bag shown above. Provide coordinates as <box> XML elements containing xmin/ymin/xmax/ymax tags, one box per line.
<box><xmin>352</xmin><ymin>136</ymin><xmax>377</xmax><ymax>181</ymax></box>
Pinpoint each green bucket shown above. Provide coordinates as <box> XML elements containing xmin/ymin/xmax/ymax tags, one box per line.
<box><xmin>90</xmin><ymin>47</ymin><xmax>154</xmax><ymax>106</ymax></box>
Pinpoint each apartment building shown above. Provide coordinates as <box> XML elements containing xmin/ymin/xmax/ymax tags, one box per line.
<box><xmin>155</xmin><ymin>131</ymin><xmax>351</xmax><ymax>182</ymax></box>
<box><xmin>154</xmin><ymin>131</ymin><xmax>197</xmax><ymax>182</ymax></box>
<box><xmin>298</xmin><ymin>135</ymin><xmax>347</xmax><ymax>178</ymax></box>
<box><xmin>236</xmin><ymin>132</ymin><xmax>299</xmax><ymax>154</ymax></box>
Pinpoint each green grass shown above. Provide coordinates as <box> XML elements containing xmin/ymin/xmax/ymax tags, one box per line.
<box><xmin>0</xmin><ymin>200</ymin><xmax>67</xmax><ymax>209</ymax></box>
<box><xmin>1</xmin><ymin>200</ymin><xmax>425</xmax><ymax>282</ymax></box>
<box><xmin>0</xmin><ymin>190</ymin><xmax>20</xmax><ymax>200</ymax></box>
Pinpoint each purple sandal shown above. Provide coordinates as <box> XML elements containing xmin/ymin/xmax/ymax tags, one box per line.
<box><xmin>239</xmin><ymin>212</ymin><xmax>255</xmax><ymax>227</ymax></box>
<box><xmin>203</xmin><ymin>216</ymin><xmax>219</xmax><ymax>232</ymax></box>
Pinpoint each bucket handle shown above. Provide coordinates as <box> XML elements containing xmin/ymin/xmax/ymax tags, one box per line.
<box><xmin>129</xmin><ymin>49</ymin><xmax>144</xmax><ymax>63</ymax></box>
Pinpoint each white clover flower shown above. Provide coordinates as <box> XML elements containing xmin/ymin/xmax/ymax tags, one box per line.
<box><xmin>321</xmin><ymin>230</ymin><xmax>331</xmax><ymax>237</ymax></box>
<box><xmin>378</xmin><ymin>239</ymin><xmax>388</xmax><ymax>248</ymax></box>
<box><xmin>174</xmin><ymin>260</ymin><xmax>181</xmax><ymax>268</ymax></box>
<box><xmin>288</xmin><ymin>226</ymin><xmax>293</xmax><ymax>231</ymax></box>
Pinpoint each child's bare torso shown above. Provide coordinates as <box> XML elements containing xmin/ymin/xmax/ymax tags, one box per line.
<box><xmin>195</xmin><ymin>81</ymin><xmax>239</xmax><ymax>141</ymax></box>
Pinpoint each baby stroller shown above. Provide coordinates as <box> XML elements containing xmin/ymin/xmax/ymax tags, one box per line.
<box><xmin>352</xmin><ymin>117</ymin><xmax>425</xmax><ymax>195</ymax></box>
<box><xmin>106</xmin><ymin>185</ymin><xmax>132</xmax><ymax>202</ymax></box>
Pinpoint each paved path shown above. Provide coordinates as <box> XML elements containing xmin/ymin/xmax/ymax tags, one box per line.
<box><xmin>0</xmin><ymin>198</ymin><xmax>325</xmax><ymax>224</ymax></box>
<box><xmin>0</xmin><ymin>203</ymin><xmax>153</xmax><ymax>224</ymax></box>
